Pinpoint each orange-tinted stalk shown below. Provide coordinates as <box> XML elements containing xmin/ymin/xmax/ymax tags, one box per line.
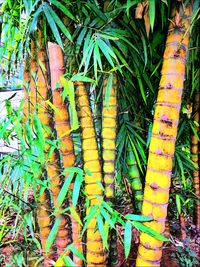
<box><xmin>191</xmin><ymin>90</ymin><xmax>200</xmax><ymax>228</ymax></box>
<box><xmin>136</xmin><ymin>5</ymin><xmax>192</xmax><ymax>267</ymax></box>
<box><xmin>48</xmin><ymin>42</ymin><xmax>83</xmax><ymax>264</ymax></box>
<box><xmin>36</xmin><ymin>32</ymin><xmax>56</xmax><ymax>264</ymax></box>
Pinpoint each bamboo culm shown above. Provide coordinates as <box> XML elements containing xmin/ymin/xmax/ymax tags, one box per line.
<box><xmin>76</xmin><ymin>82</ymin><xmax>106</xmax><ymax>266</ymax></box>
<box><xmin>48</xmin><ymin>42</ymin><xmax>83</xmax><ymax>265</ymax></box>
<box><xmin>136</xmin><ymin>5</ymin><xmax>192</xmax><ymax>266</ymax></box>
<box><xmin>126</xmin><ymin>143</ymin><xmax>143</xmax><ymax>213</ymax></box>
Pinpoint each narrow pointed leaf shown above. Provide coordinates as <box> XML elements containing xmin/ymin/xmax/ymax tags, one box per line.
<box><xmin>124</xmin><ymin>221</ymin><xmax>132</xmax><ymax>258</ymax></box>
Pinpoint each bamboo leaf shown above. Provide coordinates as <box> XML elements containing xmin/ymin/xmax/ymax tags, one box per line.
<box><xmin>86</xmin><ymin>2</ymin><xmax>107</xmax><ymax>22</ymax></box>
<box><xmin>97</xmin><ymin>38</ymin><xmax>115</xmax><ymax>67</ymax></box>
<box><xmin>29</xmin><ymin>5</ymin><xmax>42</xmax><ymax>33</ymax></box>
<box><xmin>72</xmin><ymin>173</ymin><xmax>83</xmax><ymax>207</ymax></box>
<box><xmin>100</xmin><ymin>206</ymin><xmax>115</xmax><ymax>228</ymax></box>
<box><xmin>84</xmin><ymin>40</ymin><xmax>94</xmax><ymax>75</ymax></box>
<box><xmin>82</xmin><ymin>206</ymin><xmax>97</xmax><ymax>234</ymax></box>
<box><xmin>135</xmin><ymin>67</ymin><xmax>146</xmax><ymax>104</ymax></box>
<box><xmin>176</xmin><ymin>194</ymin><xmax>181</xmax><ymax>216</ymax></box>
<box><xmin>79</xmin><ymin>32</ymin><xmax>94</xmax><ymax>70</ymax></box>
<box><xmin>63</xmin><ymin>167</ymin><xmax>83</xmax><ymax>175</ymax></box>
<box><xmin>149</xmin><ymin>0</ymin><xmax>155</xmax><ymax>32</ymax></box>
<box><xmin>49</xmin><ymin>0</ymin><xmax>76</xmax><ymax>21</ymax></box>
<box><xmin>63</xmin><ymin>256</ymin><xmax>76</xmax><ymax>267</ymax></box>
<box><xmin>76</xmin><ymin>27</ymin><xmax>87</xmax><ymax>53</ymax></box>
<box><xmin>66</xmin><ymin>244</ymin><xmax>86</xmax><ymax>261</ymax></box>
<box><xmin>60</xmin><ymin>77</ymin><xmax>79</xmax><ymax>131</ymax></box>
<box><xmin>56</xmin><ymin>173</ymin><xmax>74</xmax><ymax>210</ymax></box>
<box><xmin>43</xmin><ymin>3</ymin><xmax>64</xmax><ymax>50</ymax></box>
<box><xmin>45</xmin><ymin>99</ymin><xmax>60</xmax><ymax>116</ymax></box>
<box><xmin>125</xmin><ymin>214</ymin><xmax>152</xmax><ymax>222</ymax></box>
<box><xmin>45</xmin><ymin>4</ymin><xmax>72</xmax><ymax>41</ymax></box>
<box><xmin>133</xmin><ymin>221</ymin><xmax>169</xmax><ymax>242</ymax></box>
<box><xmin>94</xmin><ymin>42</ymin><xmax>103</xmax><ymax>71</ymax></box>
<box><xmin>46</xmin><ymin>217</ymin><xmax>61</xmax><ymax>253</ymax></box>
<box><xmin>71</xmin><ymin>73</ymin><xmax>95</xmax><ymax>83</ymax></box>
<box><xmin>124</xmin><ymin>221</ymin><xmax>132</xmax><ymax>258</ymax></box>
<box><xmin>70</xmin><ymin>207</ymin><xmax>83</xmax><ymax>226</ymax></box>
<box><xmin>96</xmin><ymin>213</ymin><xmax>108</xmax><ymax>249</ymax></box>
<box><xmin>175</xmin><ymin>153</ymin><xmax>186</xmax><ymax>189</ymax></box>
<box><xmin>105</xmin><ymin>74</ymin><xmax>113</xmax><ymax>108</ymax></box>
<box><xmin>33</xmin><ymin>115</ymin><xmax>45</xmax><ymax>147</ymax></box>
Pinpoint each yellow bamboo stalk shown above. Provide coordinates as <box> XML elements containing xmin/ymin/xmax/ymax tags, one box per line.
<box><xmin>102</xmin><ymin>75</ymin><xmax>118</xmax><ymax>266</ymax></box>
<box><xmin>136</xmin><ymin>4</ymin><xmax>192</xmax><ymax>267</ymax></box>
<box><xmin>102</xmin><ymin>75</ymin><xmax>117</xmax><ymax>202</ymax></box>
<box><xmin>48</xmin><ymin>42</ymin><xmax>83</xmax><ymax>265</ymax></box>
<box><xmin>76</xmin><ymin>82</ymin><xmax>106</xmax><ymax>266</ymax></box>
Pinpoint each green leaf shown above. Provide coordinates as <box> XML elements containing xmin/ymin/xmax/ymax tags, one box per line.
<box><xmin>176</xmin><ymin>194</ymin><xmax>181</xmax><ymax>216</ymax></box>
<box><xmin>104</xmin><ymin>74</ymin><xmax>113</xmax><ymax>108</ymax></box>
<box><xmin>60</xmin><ymin>77</ymin><xmax>79</xmax><ymax>131</ymax></box>
<box><xmin>43</xmin><ymin>3</ymin><xmax>64</xmax><ymax>50</ymax></box>
<box><xmin>96</xmin><ymin>213</ymin><xmax>108</xmax><ymax>249</ymax></box>
<box><xmin>49</xmin><ymin>0</ymin><xmax>76</xmax><ymax>21</ymax></box>
<box><xmin>71</xmin><ymin>73</ymin><xmax>95</xmax><ymax>83</ymax></box>
<box><xmin>97</xmin><ymin>38</ymin><xmax>115</xmax><ymax>67</ymax></box>
<box><xmin>63</xmin><ymin>256</ymin><xmax>76</xmax><ymax>267</ymax></box>
<box><xmin>70</xmin><ymin>207</ymin><xmax>83</xmax><ymax>226</ymax></box>
<box><xmin>94</xmin><ymin>42</ymin><xmax>102</xmax><ymax>71</ymax></box>
<box><xmin>175</xmin><ymin>153</ymin><xmax>186</xmax><ymax>189</ymax></box>
<box><xmin>125</xmin><ymin>214</ymin><xmax>152</xmax><ymax>222</ymax></box>
<box><xmin>82</xmin><ymin>206</ymin><xmax>97</xmax><ymax>234</ymax></box>
<box><xmin>124</xmin><ymin>221</ymin><xmax>132</xmax><ymax>259</ymax></box>
<box><xmin>33</xmin><ymin>115</ymin><xmax>45</xmax><ymax>147</ymax></box>
<box><xmin>133</xmin><ymin>221</ymin><xmax>169</xmax><ymax>242</ymax></box>
<box><xmin>46</xmin><ymin>217</ymin><xmax>61</xmax><ymax>253</ymax></box>
<box><xmin>29</xmin><ymin>5</ymin><xmax>42</xmax><ymax>33</ymax></box>
<box><xmin>149</xmin><ymin>0</ymin><xmax>155</xmax><ymax>32</ymax></box>
<box><xmin>135</xmin><ymin>67</ymin><xmax>146</xmax><ymax>104</ymax></box>
<box><xmin>56</xmin><ymin>173</ymin><xmax>74</xmax><ymax>210</ymax></box>
<box><xmin>86</xmin><ymin>2</ymin><xmax>107</xmax><ymax>22</ymax></box>
<box><xmin>76</xmin><ymin>28</ymin><xmax>87</xmax><ymax>54</ymax></box>
<box><xmin>79</xmin><ymin>30</ymin><xmax>93</xmax><ymax>70</ymax></box>
<box><xmin>66</xmin><ymin>244</ymin><xmax>86</xmax><ymax>261</ymax></box>
<box><xmin>45</xmin><ymin>4</ymin><xmax>72</xmax><ymax>41</ymax></box>
<box><xmin>100</xmin><ymin>207</ymin><xmax>115</xmax><ymax>228</ymax></box>
<box><xmin>72</xmin><ymin>173</ymin><xmax>83</xmax><ymax>207</ymax></box>
<box><xmin>63</xmin><ymin>167</ymin><xmax>83</xmax><ymax>175</ymax></box>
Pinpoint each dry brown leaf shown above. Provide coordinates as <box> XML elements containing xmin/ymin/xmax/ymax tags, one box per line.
<box><xmin>135</xmin><ymin>3</ymin><xmax>144</xmax><ymax>19</ymax></box>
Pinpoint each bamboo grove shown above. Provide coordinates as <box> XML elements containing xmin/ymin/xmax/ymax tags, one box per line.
<box><xmin>0</xmin><ymin>1</ymin><xmax>199</xmax><ymax>267</ymax></box>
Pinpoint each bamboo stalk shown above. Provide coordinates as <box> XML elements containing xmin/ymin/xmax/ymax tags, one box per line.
<box><xmin>191</xmin><ymin>90</ymin><xmax>200</xmax><ymax>228</ymax></box>
<box><xmin>102</xmin><ymin>75</ymin><xmax>117</xmax><ymax>203</ymax></box>
<box><xmin>102</xmin><ymin>75</ymin><xmax>118</xmax><ymax>266</ymax></box>
<box><xmin>48</xmin><ymin>42</ymin><xmax>83</xmax><ymax>265</ymax></box>
<box><xmin>76</xmin><ymin>82</ymin><xmax>106</xmax><ymax>267</ymax></box>
<box><xmin>136</xmin><ymin>4</ymin><xmax>192</xmax><ymax>267</ymax></box>
<box><xmin>36</xmin><ymin>31</ymin><xmax>57</xmax><ymax>264</ymax></box>
<box><xmin>126</xmin><ymin>143</ymin><xmax>143</xmax><ymax>213</ymax></box>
